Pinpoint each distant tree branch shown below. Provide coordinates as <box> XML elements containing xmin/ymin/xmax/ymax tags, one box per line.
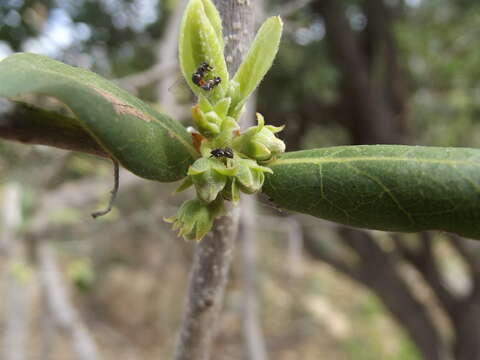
<box><xmin>36</xmin><ymin>239</ymin><xmax>100</xmax><ymax>360</ymax></box>
<box><xmin>28</xmin><ymin>170</ymin><xmax>142</xmax><ymax>235</ymax></box>
<box><xmin>304</xmin><ymin>225</ymin><xmax>449</xmax><ymax>360</ymax></box>
<box><xmin>1</xmin><ymin>183</ymin><xmax>29</xmax><ymax>360</ymax></box>
<box><xmin>312</xmin><ymin>0</ymin><xmax>400</xmax><ymax>144</ymax></box>
<box><xmin>303</xmin><ymin>229</ymin><xmax>359</xmax><ymax>280</ymax></box>
<box><xmin>271</xmin><ymin>0</ymin><xmax>312</xmax><ymax>17</ymax></box>
<box><xmin>115</xmin><ymin>62</ymin><xmax>177</xmax><ymax>93</ymax></box>
<box><xmin>0</xmin><ymin>99</ymin><xmax>108</xmax><ymax>158</ymax></box>
<box><xmin>446</xmin><ymin>234</ymin><xmax>480</xmax><ymax>298</ymax></box>
<box><xmin>392</xmin><ymin>232</ymin><xmax>455</xmax><ymax>312</ymax></box>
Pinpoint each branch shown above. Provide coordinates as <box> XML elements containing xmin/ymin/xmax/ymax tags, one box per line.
<box><xmin>0</xmin><ymin>99</ymin><xmax>108</xmax><ymax>157</ymax></box>
<box><xmin>173</xmin><ymin>202</ymin><xmax>240</xmax><ymax>360</ymax></box>
<box><xmin>115</xmin><ymin>62</ymin><xmax>177</xmax><ymax>92</ymax></box>
<box><xmin>311</xmin><ymin>0</ymin><xmax>399</xmax><ymax>144</ymax></box>
<box><xmin>36</xmin><ymin>239</ymin><xmax>101</xmax><ymax>360</ymax></box>
<box><xmin>336</xmin><ymin>228</ymin><xmax>449</xmax><ymax>360</ymax></box>
<box><xmin>173</xmin><ymin>1</ymin><xmax>255</xmax><ymax>359</ymax></box>
<box><xmin>393</xmin><ymin>232</ymin><xmax>455</xmax><ymax>312</ymax></box>
<box><xmin>303</xmin><ymin>228</ymin><xmax>359</xmax><ymax>280</ymax></box>
<box><xmin>28</xmin><ymin>170</ymin><xmax>142</xmax><ymax>235</ymax></box>
<box><xmin>447</xmin><ymin>234</ymin><xmax>480</xmax><ymax>297</ymax></box>
<box><xmin>1</xmin><ymin>183</ymin><xmax>30</xmax><ymax>360</ymax></box>
<box><xmin>154</xmin><ymin>0</ymin><xmax>187</xmax><ymax>117</ymax></box>
<box><xmin>240</xmin><ymin>197</ymin><xmax>269</xmax><ymax>360</ymax></box>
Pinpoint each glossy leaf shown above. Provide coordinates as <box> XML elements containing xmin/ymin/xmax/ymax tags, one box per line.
<box><xmin>0</xmin><ymin>53</ymin><xmax>197</xmax><ymax>182</ymax></box>
<box><xmin>263</xmin><ymin>145</ymin><xmax>480</xmax><ymax>240</ymax></box>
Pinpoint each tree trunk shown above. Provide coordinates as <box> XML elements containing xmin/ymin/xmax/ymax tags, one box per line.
<box><xmin>452</xmin><ymin>298</ymin><xmax>480</xmax><ymax>360</ymax></box>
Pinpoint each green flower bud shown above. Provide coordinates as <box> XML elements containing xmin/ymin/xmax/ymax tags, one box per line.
<box><xmin>222</xmin><ymin>178</ymin><xmax>241</xmax><ymax>203</ymax></box>
<box><xmin>233</xmin><ymin>113</ymin><xmax>285</xmax><ymax>161</ymax></box>
<box><xmin>192</xmin><ymin>97</ymin><xmax>238</xmax><ymax>140</ymax></box>
<box><xmin>192</xmin><ymin>105</ymin><xmax>221</xmax><ymax>137</ymax></box>
<box><xmin>165</xmin><ymin>198</ymin><xmax>224</xmax><ymax>241</ymax></box>
<box><xmin>188</xmin><ymin>157</ymin><xmax>237</xmax><ymax>203</ymax></box>
<box><xmin>235</xmin><ymin>158</ymin><xmax>273</xmax><ymax>194</ymax></box>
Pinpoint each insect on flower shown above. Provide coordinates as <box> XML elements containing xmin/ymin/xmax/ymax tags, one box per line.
<box><xmin>210</xmin><ymin>147</ymin><xmax>234</xmax><ymax>159</ymax></box>
<box><xmin>192</xmin><ymin>62</ymin><xmax>221</xmax><ymax>91</ymax></box>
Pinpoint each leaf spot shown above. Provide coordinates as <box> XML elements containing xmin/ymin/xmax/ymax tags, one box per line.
<box><xmin>94</xmin><ymin>88</ymin><xmax>154</xmax><ymax>123</ymax></box>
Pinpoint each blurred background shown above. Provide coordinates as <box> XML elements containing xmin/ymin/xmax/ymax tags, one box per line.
<box><xmin>2</xmin><ymin>0</ymin><xmax>480</xmax><ymax>359</ymax></box>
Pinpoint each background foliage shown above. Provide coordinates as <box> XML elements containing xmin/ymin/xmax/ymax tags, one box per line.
<box><xmin>1</xmin><ymin>0</ymin><xmax>480</xmax><ymax>359</ymax></box>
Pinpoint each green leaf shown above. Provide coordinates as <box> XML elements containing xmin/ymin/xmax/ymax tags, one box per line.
<box><xmin>229</xmin><ymin>16</ymin><xmax>283</xmax><ymax>116</ymax></box>
<box><xmin>0</xmin><ymin>53</ymin><xmax>197</xmax><ymax>182</ymax></box>
<box><xmin>200</xmin><ymin>0</ymin><xmax>223</xmax><ymax>46</ymax></box>
<box><xmin>179</xmin><ymin>0</ymin><xmax>228</xmax><ymax>102</ymax></box>
<box><xmin>263</xmin><ymin>145</ymin><xmax>480</xmax><ymax>240</ymax></box>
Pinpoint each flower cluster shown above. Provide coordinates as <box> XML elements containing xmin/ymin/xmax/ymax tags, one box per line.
<box><xmin>166</xmin><ymin>0</ymin><xmax>284</xmax><ymax>240</ymax></box>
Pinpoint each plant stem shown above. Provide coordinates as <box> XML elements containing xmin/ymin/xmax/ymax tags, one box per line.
<box><xmin>173</xmin><ymin>203</ymin><xmax>240</xmax><ymax>360</ymax></box>
<box><xmin>173</xmin><ymin>1</ymin><xmax>256</xmax><ymax>359</ymax></box>
<box><xmin>0</xmin><ymin>99</ymin><xmax>107</xmax><ymax>157</ymax></box>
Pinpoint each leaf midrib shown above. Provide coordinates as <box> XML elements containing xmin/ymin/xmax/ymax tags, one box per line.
<box><xmin>269</xmin><ymin>156</ymin><xmax>480</xmax><ymax>167</ymax></box>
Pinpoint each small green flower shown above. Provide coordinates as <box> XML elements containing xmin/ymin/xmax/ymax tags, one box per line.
<box><xmin>222</xmin><ymin>178</ymin><xmax>241</xmax><ymax>203</ymax></box>
<box><xmin>235</xmin><ymin>158</ymin><xmax>273</xmax><ymax>194</ymax></box>
<box><xmin>168</xmin><ymin>0</ymin><xmax>285</xmax><ymax>241</ymax></box>
<box><xmin>165</xmin><ymin>198</ymin><xmax>224</xmax><ymax>241</ymax></box>
<box><xmin>188</xmin><ymin>157</ymin><xmax>237</xmax><ymax>203</ymax></box>
<box><xmin>233</xmin><ymin>113</ymin><xmax>285</xmax><ymax>161</ymax></box>
<box><xmin>192</xmin><ymin>105</ymin><xmax>222</xmax><ymax>137</ymax></box>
